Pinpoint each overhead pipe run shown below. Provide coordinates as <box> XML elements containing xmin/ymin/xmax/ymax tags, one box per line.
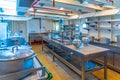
<box><xmin>32</xmin><ymin>6</ymin><xmax>72</xmax><ymax>13</ymax></box>
<box><xmin>54</xmin><ymin>0</ymin><xmax>108</xmax><ymax>10</ymax></box>
<box><xmin>31</xmin><ymin>0</ymin><xmax>72</xmax><ymax>13</ymax></box>
<box><xmin>53</xmin><ymin>0</ymin><xmax>55</xmax><ymax>7</ymax></box>
<box><xmin>29</xmin><ymin>12</ymin><xmax>70</xmax><ymax>19</ymax></box>
<box><xmin>31</xmin><ymin>0</ymin><xmax>40</xmax><ymax>7</ymax></box>
<box><xmin>29</xmin><ymin>0</ymin><xmax>115</xmax><ymax>19</ymax></box>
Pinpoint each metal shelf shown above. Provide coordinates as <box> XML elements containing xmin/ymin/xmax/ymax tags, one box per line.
<box><xmin>86</xmin><ymin>19</ymin><xmax>120</xmax><ymax>23</ymax></box>
<box><xmin>84</xmin><ymin>27</ymin><xmax>120</xmax><ymax>31</ymax></box>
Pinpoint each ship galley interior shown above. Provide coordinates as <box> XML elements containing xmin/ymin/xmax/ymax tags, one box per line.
<box><xmin>0</xmin><ymin>0</ymin><xmax>120</xmax><ymax>80</ymax></box>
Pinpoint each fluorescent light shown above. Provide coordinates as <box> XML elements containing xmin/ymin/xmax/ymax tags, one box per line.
<box><xmin>60</xmin><ymin>8</ymin><xmax>64</xmax><ymax>10</ymax></box>
<box><xmin>83</xmin><ymin>23</ymin><xmax>87</xmax><ymax>28</ymax></box>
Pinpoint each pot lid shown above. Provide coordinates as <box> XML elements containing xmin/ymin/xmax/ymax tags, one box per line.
<box><xmin>7</xmin><ymin>45</ymin><xmax>32</xmax><ymax>50</ymax></box>
<box><xmin>0</xmin><ymin>49</ymin><xmax>34</xmax><ymax>61</ymax></box>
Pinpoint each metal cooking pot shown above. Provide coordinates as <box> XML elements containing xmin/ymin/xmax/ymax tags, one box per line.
<box><xmin>0</xmin><ymin>48</ymin><xmax>35</xmax><ymax>76</ymax></box>
<box><xmin>82</xmin><ymin>37</ymin><xmax>91</xmax><ymax>46</ymax></box>
<box><xmin>73</xmin><ymin>39</ymin><xmax>83</xmax><ymax>49</ymax></box>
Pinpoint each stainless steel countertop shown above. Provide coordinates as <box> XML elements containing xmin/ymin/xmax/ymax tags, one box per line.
<box><xmin>66</xmin><ymin>45</ymin><xmax>109</xmax><ymax>55</ymax></box>
<box><xmin>43</xmin><ymin>37</ymin><xmax>109</xmax><ymax>56</ymax></box>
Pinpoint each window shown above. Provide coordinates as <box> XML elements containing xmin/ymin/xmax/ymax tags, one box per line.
<box><xmin>53</xmin><ymin>21</ymin><xmax>60</xmax><ymax>31</ymax></box>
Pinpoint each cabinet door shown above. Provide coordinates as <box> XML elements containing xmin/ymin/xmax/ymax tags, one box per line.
<box><xmin>97</xmin><ymin>52</ymin><xmax>114</xmax><ymax>66</ymax></box>
<box><xmin>114</xmin><ymin>53</ymin><xmax>120</xmax><ymax>69</ymax></box>
<box><xmin>107</xmin><ymin>52</ymin><xmax>114</xmax><ymax>66</ymax></box>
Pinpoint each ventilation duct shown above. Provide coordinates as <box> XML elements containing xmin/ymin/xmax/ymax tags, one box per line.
<box><xmin>17</xmin><ymin>0</ymin><xmax>35</xmax><ymax>15</ymax></box>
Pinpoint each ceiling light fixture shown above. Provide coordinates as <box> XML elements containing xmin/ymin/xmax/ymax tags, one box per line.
<box><xmin>60</xmin><ymin>8</ymin><xmax>64</xmax><ymax>10</ymax></box>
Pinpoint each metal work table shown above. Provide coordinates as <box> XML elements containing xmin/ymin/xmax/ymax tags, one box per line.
<box><xmin>42</xmin><ymin>37</ymin><xmax>109</xmax><ymax>80</ymax></box>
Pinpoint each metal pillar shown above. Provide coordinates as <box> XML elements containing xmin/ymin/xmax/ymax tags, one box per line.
<box><xmin>81</xmin><ymin>57</ymin><xmax>86</xmax><ymax>80</ymax></box>
<box><xmin>104</xmin><ymin>54</ymin><xmax>107</xmax><ymax>80</ymax></box>
<box><xmin>98</xmin><ymin>17</ymin><xmax>101</xmax><ymax>39</ymax></box>
<box><xmin>111</xmin><ymin>15</ymin><xmax>114</xmax><ymax>42</ymax></box>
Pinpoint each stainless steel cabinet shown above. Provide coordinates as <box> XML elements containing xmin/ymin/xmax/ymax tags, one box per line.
<box><xmin>114</xmin><ymin>53</ymin><xmax>120</xmax><ymax>70</ymax></box>
<box><xmin>98</xmin><ymin>51</ymin><xmax>120</xmax><ymax>72</ymax></box>
<box><xmin>92</xmin><ymin>42</ymin><xmax>120</xmax><ymax>72</ymax></box>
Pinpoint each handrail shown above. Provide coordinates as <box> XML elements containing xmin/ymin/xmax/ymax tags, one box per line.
<box><xmin>35</xmin><ymin>56</ymin><xmax>53</xmax><ymax>80</ymax></box>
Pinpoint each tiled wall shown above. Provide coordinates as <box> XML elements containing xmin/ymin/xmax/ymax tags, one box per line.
<box><xmin>27</xmin><ymin>19</ymin><xmax>53</xmax><ymax>33</ymax></box>
<box><xmin>12</xmin><ymin>21</ymin><xmax>28</xmax><ymax>41</ymax></box>
<box><xmin>41</xmin><ymin>19</ymin><xmax>53</xmax><ymax>32</ymax></box>
<box><xmin>11</xmin><ymin>19</ymin><xmax>53</xmax><ymax>42</ymax></box>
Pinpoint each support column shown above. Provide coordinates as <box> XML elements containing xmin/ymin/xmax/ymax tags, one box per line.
<box><xmin>87</xmin><ymin>18</ymin><xmax>90</xmax><ymax>35</ymax></box>
<box><xmin>104</xmin><ymin>54</ymin><xmax>107</xmax><ymax>80</ymax></box>
<box><xmin>39</xmin><ymin>18</ymin><xmax>42</xmax><ymax>32</ymax></box>
<box><xmin>88</xmin><ymin>29</ymin><xmax>90</xmax><ymax>35</ymax></box>
<box><xmin>81</xmin><ymin>57</ymin><xmax>86</xmax><ymax>80</ymax></box>
<box><xmin>98</xmin><ymin>17</ymin><xmax>100</xmax><ymax>40</ymax></box>
<box><xmin>111</xmin><ymin>15</ymin><xmax>114</xmax><ymax>42</ymax></box>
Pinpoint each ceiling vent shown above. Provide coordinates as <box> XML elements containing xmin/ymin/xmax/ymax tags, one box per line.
<box><xmin>77</xmin><ymin>0</ymin><xmax>88</xmax><ymax>3</ymax></box>
<box><xmin>17</xmin><ymin>0</ymin><xmax>35</xmax><ymax>15</ymax></box>
<box><xmin>38</xmin><ymin>3</ymin><xmax>45</xmax><ymax>7</ymax></box>
<box><xmin>17</xmin><ymin>0</ymin><xmax>35</xmax><ymax>7</ymax></box>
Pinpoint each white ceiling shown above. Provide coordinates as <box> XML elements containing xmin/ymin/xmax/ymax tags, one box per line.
<box><xmin>26</xmin><ymin>0</ymin><xmax>117</xmax><ymax>19</ymax></box>
<box><xmin>0</xmin><ymin>0</ymin><xmax>16</xmax><ymax>15</ymax></box>
<box><xmin>0</xmin><ymin>0</ymin><xmax>118</xmax><ymax>20</ymax></box>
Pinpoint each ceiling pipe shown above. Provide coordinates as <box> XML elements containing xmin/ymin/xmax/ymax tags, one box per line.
<box><xmin>53</xmin><ymin>0</ymin><xmax>55</xmax><ymax>7</ymax></box>
<box><xmin>31</xmin><ymin>0</ymin><xmax>40</xmax><ymax>7</ymax></box>
<box><xmin>31</xmin><ymin>0</ymin><xmax>72</xmax><ymax>13</ymax></box>
<box><xmin>29</xmin><ymin>12</ymin><xmax>70</xmax><ymax>18</ymax></box>
<box><xmin>32</xmin><ymin>6</ymin><xmax>72</xmax><ymax>13</ymax></box>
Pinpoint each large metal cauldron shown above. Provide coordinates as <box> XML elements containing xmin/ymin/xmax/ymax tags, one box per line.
<box><xmin>0</xmin><ymin>48</ymin><xmax>35</xmax><ymax>76</ymax></box>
